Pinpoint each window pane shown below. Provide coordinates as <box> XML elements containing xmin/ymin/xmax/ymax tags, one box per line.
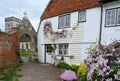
<box><xmin>59</xmin><ymin>14</ymin><xmax>70</xmax><ymax>28</ymax></box>
<box><xmin>64</xmin><ymin>15</ymin><xmax>67</xmax><ymax>26</ymax></box>
<box><xmin>68</xmin><ymin>15</ymin><xmax>70</xmax><ymax>26</ymax></box>
<box><xmin>26</xmin><ymin>43</ymin><xmax>28</xmax><ymax>49</ymax></box>
<box><xmin>117</xmin><ymin>8</ymin><xmax>120</xmax><ymax>25</ymax></box>
<box><xmin>66</xmin><ymin>15</ymin><xmax>68</xmax><ymax>26</ymax></box>
<box><xmin>106</xmin><ymin>9</ymin><xmax>116</xmax><ymax>26</ymax></box>
<box><xmin>79</xmin><ymin>11</ymin><xmax>86</xmax><ymax>22</ymax></box>
<box><xmin>46</xmin><ymin>45</ymin><xmax>52</xmax><ymax>53</ymax></box>
<box><xmin>22</xmin><ymin>44</ymin><xmax>24</xmax><ymax>49</ymax></box>
<box><xmin>58</xmin><ymin>44</ymin><xmax>68</xmax><ymax>55</ymax></box>
<box><xmin>59</xmin><ymin>44</ymin><xmax>63</xmax><ymax>55</ymax></box>
<box><xmin>64</xmin><ymin>44</ymin><xmax>68</xmax><ymax>55</ymax></box>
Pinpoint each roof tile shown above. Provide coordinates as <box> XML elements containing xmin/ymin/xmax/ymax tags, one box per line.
<box><xmin>41</xmin><ymin>0</ymin><xmax>99</xmax><ymax>20</ymax></box>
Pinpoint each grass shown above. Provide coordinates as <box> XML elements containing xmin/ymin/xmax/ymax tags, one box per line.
<box><xmin>0</xmin><ymin>63</ymin><xmax>23</xmax><ymax>81</ymax></box>
<box><xmin>20</xmin><ymin>51</ymin><xmax>30</xmax><ymax>57</ymax></box>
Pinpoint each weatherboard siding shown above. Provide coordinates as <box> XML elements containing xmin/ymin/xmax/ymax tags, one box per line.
<box><xmin>38</xmin><ymin>7</ymin><xmax>101</xmax><ymax>64</ymax></box>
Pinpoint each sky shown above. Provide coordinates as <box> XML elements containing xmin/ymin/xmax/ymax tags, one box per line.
<box><xmin>0</xmin><ymin>0</ymin><xmax>49</xmax><ymax>31</ymax></box>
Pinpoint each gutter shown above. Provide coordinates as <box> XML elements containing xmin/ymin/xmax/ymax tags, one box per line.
<box><xmin>99</xmin><ymin>0</ymin><xmax>103</xmax><ymax>44</ymax></box>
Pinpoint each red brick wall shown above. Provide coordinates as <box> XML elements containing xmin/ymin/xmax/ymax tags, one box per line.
<box><xmin>0</xmin><ymin>28</ymin><xmax>20</xmax><ymax>68</ymax></box>
<box><xmin>41</xmin><ymin>0</ymin><xmax>99</xmax><ymax>20</ymax></box>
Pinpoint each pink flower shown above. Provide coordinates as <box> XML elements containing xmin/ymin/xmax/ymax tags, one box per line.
<box><xmin>106</xmin><ymin>78</ymin><xmax>113</xmax><ymax>81</ymax></box>
<box><xmin>60</xmin><ymin>70</ymin><xmax>78</xmax><ymax>80</ymax></box>
<box><xmin>102</xmin><ymin>67</ymin><xmax>107</xmax><ymax>73</ymax></box>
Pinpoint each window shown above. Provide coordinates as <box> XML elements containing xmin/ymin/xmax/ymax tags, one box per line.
<box><xmin>105</xmin><ymin>8</ymin><xmax>120</xmax><ymax>26</ymax></box>
<box><xmin>58</xmin><ymin>44</ymin><xmax>68</xmax><ymax>55</ymax></box>
<box><xmin>46</xmin><ymin>45</ymin><xmax>52</xmax><ymax>53</ymax></box>
<box><xmin>26</xmin><ymin>43</ymin><xmax>28</xmax><ymax>49</ymax></box>
<box><xmin>105</xmin><ymin>9</ymin><xmax>116</xmax><ymax>26</ymax></box>
<box><xmin>58</xmin><ymin>14</ymin><xmax>70</xmax><ymax>28</ymax></box>
<box><xmin>78</xmin><ymin>10</ymin><xmax>86</xmax><ymax>22</ymax></box>
<box><xmin>117</xmin><ymin>8</ymin><xmax>120</xmax><ymax>25</ymax></box>
<box><xmin>8</xmin><ymin>24</ymin><xmax>10</xmax><ymax>27</ymax></box>
<box><xmin>22</xmin><ymin>44</ymin><xmax>24</xmax><ymax>49</ymax></box>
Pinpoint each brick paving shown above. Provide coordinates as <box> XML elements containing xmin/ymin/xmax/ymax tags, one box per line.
<box><xmin>19</xmin><ymin>62</ymin><xmax>62</xmax><ymax>81</ymax></box>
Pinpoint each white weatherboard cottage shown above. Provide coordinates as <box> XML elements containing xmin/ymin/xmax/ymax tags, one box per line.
<box><xmin>101</xmin><ymin>0</ymin><xmax>120</xmax><ymax>44</ymax></box>
<box><xmin>37</xmin><ymin>0</ymin><xmax>120</xmax><ymax>65</ymax></box>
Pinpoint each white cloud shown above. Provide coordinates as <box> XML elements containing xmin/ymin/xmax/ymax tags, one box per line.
<box><xmin>0</xmin><ymin>0</ymin><xmax>49</xmax><ymax>31</ymax></box>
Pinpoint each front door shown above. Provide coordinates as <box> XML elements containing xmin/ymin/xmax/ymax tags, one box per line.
<box><xmin>45</xmin><ymin>45</ymin><xmax>52</xmax><ymax>63</ymax></box>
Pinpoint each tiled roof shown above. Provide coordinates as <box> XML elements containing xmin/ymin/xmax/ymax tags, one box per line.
<box><xmin>41</xmin><ymin>0</ymin><xmax>99</xmax><ymax>20</ymax></box>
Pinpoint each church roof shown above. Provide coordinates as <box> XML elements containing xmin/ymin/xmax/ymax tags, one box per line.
<box><xmin>41</xmin><ymin>0</ymin><xmax>99</xmax><ymax>20</ymax></box>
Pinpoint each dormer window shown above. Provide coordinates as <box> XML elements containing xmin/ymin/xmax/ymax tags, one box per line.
<box><xmin>58</xmin><ymin>14</ymin><xmax>70</xmax><ymax>29</ymax></box>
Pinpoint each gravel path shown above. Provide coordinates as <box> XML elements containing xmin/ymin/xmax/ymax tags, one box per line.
<box><xmin>19</xmin><ymin>62</ymin><xmax>62</xmax><ymax>81</ymax></box>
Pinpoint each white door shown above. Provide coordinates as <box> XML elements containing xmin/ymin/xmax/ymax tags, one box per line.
<box><xmin>45</xmin><ymin>45</ymin><xmax>52</xmax><ymax>63</ymax></box>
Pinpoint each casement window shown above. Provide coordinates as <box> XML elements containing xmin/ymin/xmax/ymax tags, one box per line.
<box><xmin>22</xmin><ymin>44</ymin><xmax>24</xmax><ymax>49</ymax></box>
<box><xmin>117</xmin><ymin>8</ymin><xmax>120</xmax><ymax>25</ymax></box>
<box><xmin>26</xmin><ymin>43</ymin><xmax>28</xmax><ymax>49</ymax></box>
<box><xmin>78</xmin><ymin>10</ymin><xmax>86</xmax><ymax>22</ymax></box>
<box><xmin>105</xmin><ymin>9</ymin><xmax>117</xmax><ymax>26</ymax></box>
<box><xmin>58</xmin><ymin>44</ymin><xmax>68</xmax><ymax>55</ymax></box>
<box><xmin>105</xmin><ymin>8</ymin><xmax>120</xmax><ymax>26</ymax></box>
<box><xmin>46</xmin><ymin>45</ymin><xmax>52</xmax><ymax>53</ymax></box>
<box><xmin>58</xmin><ymin>14</ymin><xmax>70</xmax><ymax>28</ymax></box>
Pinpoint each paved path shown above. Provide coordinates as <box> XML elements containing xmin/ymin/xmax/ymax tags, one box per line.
<box><xmin>19</xmin><ymin>62</ymin><xmax>63</xmax><ymax>81</ymax></box>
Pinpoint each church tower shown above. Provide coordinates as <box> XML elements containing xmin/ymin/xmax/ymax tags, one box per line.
<box><xmin>5</xmin><ymin>16</ymin><xmax>21</xmax><ymax>32</ymax></box>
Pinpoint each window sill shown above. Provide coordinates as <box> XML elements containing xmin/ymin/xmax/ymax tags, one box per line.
<box><xmin>105</xmin><ymin>25</ymin><xmax>120</xmax><ymax>28</ymax></box>
<box><xmin>58</xmin><ymin>26</ymin><xmax>71</xmax><ymax>29</ymax></box>
<box><xmin>56</xmin><ymin>55</ymin><xmax>70</xmax><ymax>57</ymax></box>
<box><xmin>78</xmin><ymin>21</ymin><xmax>86</xmax><ymax>23</ymax></box>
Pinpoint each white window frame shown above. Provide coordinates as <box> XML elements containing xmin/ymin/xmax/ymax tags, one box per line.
<box><xmin>58</xmin><ymin>44</ymin><xmax>68</xmax><ymax>55</ymax></box>
<box><xmin>58</xmin><ymin>14</ymin><xmax>70</xmax><ymax>29</ymax></box>
<box><xmin>105</xmin><ymin>8</ymin><xmax>120</xmax><ymax>27</ymax></box>
<box><xmin>78</xmin><ymin>10</ymin><xmax>86</xmax><ymax>22</ymax></box>
<box><xmin>46</xmin><ymin>44</ymin><xmax>52</xmax><ymax>53</ymax></box>
<box><xmin>117</xmin><ymin>8</ymin><xmax>120</xmax><ymax>25</ymax></box>
<box><xmin>105</xmin><ymin>8</ymin><xmax>117</xmax><ymax>27</ymax></box>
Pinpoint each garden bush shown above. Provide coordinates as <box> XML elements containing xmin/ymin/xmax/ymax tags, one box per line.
<box><xmin>20</xmin><ymin>51</ymin><xmax>30</xmax><ymax>57</ymax></box>
<box><xmin>77</xmin><ymin>62</ymin><xmax>87</xmax><ymax>81</ymax></box>
<box><xmin>71</xmin><ymin>64</ymin><xmax>79</xmax><ymax>73</ymax></box>
<box><xmin>0</xmin><ymin>63</ymin><xmax>23</xmax><ymax>81</ymax></box>
<box><xmin>57</xmin><ymin>62</ymin><xmax>72</xmax><ymax>70</ymax></box>
<box><xmin>87</xmin><ymin>41</ymin><xmax>120</xmax><ymax>81</ymax></box>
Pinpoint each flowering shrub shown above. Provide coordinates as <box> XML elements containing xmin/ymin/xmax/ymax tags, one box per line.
<box><xmin>71</xmin><ymin>64</ymin><xmax>79</xmax><ymax>73</ymax></box>
<box><xmin>87</xmin><ymin>41</ymin><xmax>120</xmax><ymax>81</ymax></box>
<box><xmin>77</xmin><ymin>62</ymin><xmax>87</xmax><ymax>81</ymax></box>
<box><xmin>60</xmin><ymin>70</ymin><xmax>78</xmax><ymax>81</ymax></box>
<box><xmin>44</xmin><ymin>21</ymin><xmax>67</xmax><ymax>41</ymax></box>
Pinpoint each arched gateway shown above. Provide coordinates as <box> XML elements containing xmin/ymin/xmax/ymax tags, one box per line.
<box><xmin>18</xmin><ymin>14</ymin><xmax>37</xmax><ymax>62</ymax></box>
<box><xmin>5</xmin><ymin>13</ymin><xmax>37</xmax><ymax>62</ymax></box>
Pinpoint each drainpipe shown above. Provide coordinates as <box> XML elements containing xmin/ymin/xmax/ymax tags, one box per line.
<box><xmin>99</xmin><ymin>0</ymin><xmax>103</xmax><ymax>44</ymax></box>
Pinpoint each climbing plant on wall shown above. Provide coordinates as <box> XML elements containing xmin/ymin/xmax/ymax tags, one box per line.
<box><xmin>44</xmin><ymin>21</ymin><xmax>67</xmax><ymax>41</ymax></box>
